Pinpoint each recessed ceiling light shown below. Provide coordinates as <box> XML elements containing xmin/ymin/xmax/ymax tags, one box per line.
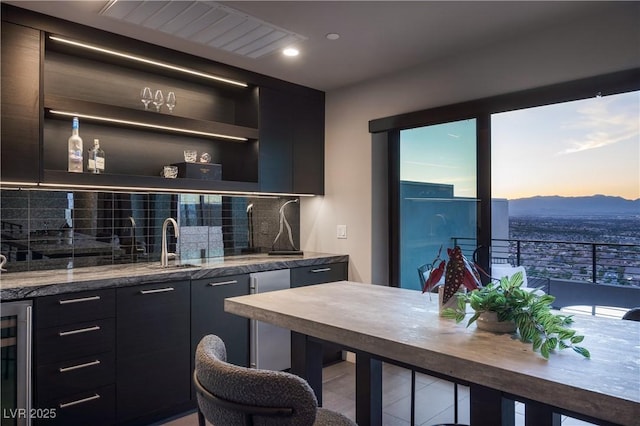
<box><xmin>283</xmin><ymin>47</ymin><xmax>299</xmax><ymax>57</ymax></box>
<box><xmin>326</xmin><ymin>33</ymin><xmax>340</xmax><ymax>40</ymax></box>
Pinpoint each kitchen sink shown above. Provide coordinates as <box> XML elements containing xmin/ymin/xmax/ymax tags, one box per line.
<box><xmin>144</xmin><ymin>263</ymin><xmax>201</xmax><ymax>270</ymax></box>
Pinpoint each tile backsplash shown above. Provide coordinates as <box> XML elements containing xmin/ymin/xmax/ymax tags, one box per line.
<box><xmin>0</xmin><ymin>189</ymin><xmax>300</xmax><ymax>273</ymax></box>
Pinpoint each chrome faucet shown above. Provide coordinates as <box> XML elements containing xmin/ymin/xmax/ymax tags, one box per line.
<box><xmin>161</xmin><ymin>217</ymin><xmax>179</xmax><ymax>267</ymax></box>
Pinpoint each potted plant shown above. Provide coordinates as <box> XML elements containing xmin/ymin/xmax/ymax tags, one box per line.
<box><xmin>421</xmin><ymin>245</ymin><xmax>481</xmax><ymax>310</ymax></box>
<box><xmin>441</xmin><ymin>271</ymin><xmax>590</xmax><ymax>359</ymax></box>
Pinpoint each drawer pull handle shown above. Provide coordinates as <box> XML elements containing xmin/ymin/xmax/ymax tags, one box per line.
<box><xmin>59</xmin><ymin>325</ymin><xmax>101</xmax><ymax>337</ymax></box>
<box><xmin>139</xmin><ymin>287</ymin><xmax>175</xmax><ymax>295</ymax></box>
<box><xmin>311</xmin><ymin>268</ymin><xmax>331</xmax><ymax>273</ymax></box>
<box><xmin>59</xmin><ymin>360</ymin><xmax>101</xmax><ymax>373</ymax></box>
<box><xmin>208</xmin><ymin>280</ymin><xmax>238</xmax><ymax>287</ymax></box>
<box><xmin>59</xmin><ymin>393</ymin><xmax>100</xmax><ymax>409</ymax></box>
<box><xmin>59</xmin><ymin>295</ymin><xmax>101</xmax><ymax>305</ymax></box>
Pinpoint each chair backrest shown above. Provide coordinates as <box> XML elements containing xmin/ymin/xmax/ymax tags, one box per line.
<box><xmin>418</xmin><ymin>263</ymin><xmax>443</xmax><ymax>292</ymax></box>
<box><xmin>194</xmin><ymin>334</ymin><xmax>319</xmax><ymax>426</ymax></box>
<box><xmin>491</xmin><ymin>264</ymin><xmax>528</xmax><ymax>287</ymax></box>
<box><xmin>417</xmin><ymin>263</ymin><xmax>430</xmax><ymax>290</ymax></box>
<box><xmin>622</xmin><ymin>307</ymin><xmax>640</xmax><ymax>321</ymax></box>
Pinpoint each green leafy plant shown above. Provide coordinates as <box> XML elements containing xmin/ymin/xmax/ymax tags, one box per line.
<box><xmin>441</xmin><ymin>271</ymin><xmax>590</xmax><ymax>359</ymax></box>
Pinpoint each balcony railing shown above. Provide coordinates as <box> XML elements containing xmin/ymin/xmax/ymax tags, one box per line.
<box><xmin>453</xmin><ymin>237</ymin><xmax>640</xmax><ymax>313</ymax></box>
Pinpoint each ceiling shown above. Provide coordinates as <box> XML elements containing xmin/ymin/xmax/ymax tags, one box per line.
<box><xmin>4</xmin><ymin>1</ymin><xmax>629</xmax><ymax>92</ymax></box>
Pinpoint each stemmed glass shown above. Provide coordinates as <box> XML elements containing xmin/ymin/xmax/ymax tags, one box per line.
<box><xmin>166</xmin><ymin>91</ymin><xmax>176</xmax><ymax>113</ymax></box>
<box><xmin>140</xmin><ymin>87</ymin><xmax>153</xmax><ymax>110</ymax></box>
<box><xmin>153</xmin><ymin>89</ymin><xmax>164</xmax><ymax>112</ymax></box>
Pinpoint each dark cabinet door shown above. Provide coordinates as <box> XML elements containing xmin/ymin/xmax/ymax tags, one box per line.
<box><xmin>290</xmin><ymin>262</ymin><xmax>347</xmax><ymax>363</ymax></box>
<box><xmin>191</xmin><ymin>274</ymin><xmax>250</xmax><ymax>371</ymax></box>
<box><xmin>259</xmin><ymin>87</ymin><xmax>293</xmax><ymax>193</ymax></box>
<box><xmin>291</xmin><ymin>91</ymin><xmax>325</xmax><ymax>195</ymax></box>
<box><xmin>1</xmin><ymin>21</ymin><xmax>41</xmax><ymax>183</ymax></box>
<box><xmin>116</xmin><ymin>281</ymin><xmax>190</xmax><ymax>423</ymax></box>
<box><xmin>259</xmin><ymin>86</ymin><xmax>325</xmax><ymax>195</ymax></box>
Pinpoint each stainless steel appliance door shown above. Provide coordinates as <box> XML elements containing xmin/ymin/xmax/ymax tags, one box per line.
<box><xmin>1</xmin><ymin>300</ymin><xmax>32</xmax><ymax>426</ymax></box>
<box><xmin>249</xmin><ymin>269</ymin><xmax>291</xmax><ymax>371</ymax></box>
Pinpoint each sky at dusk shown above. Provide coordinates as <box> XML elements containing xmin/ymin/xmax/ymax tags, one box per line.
<box><xmin>400</xmin><ymin>90</ymin><xmax>639</xmax><ymax>201</ymax></box>
<box><xmin>492</xmin><ymin>90</ymin><xmax>639</xmax><ymax>200</ymax></box>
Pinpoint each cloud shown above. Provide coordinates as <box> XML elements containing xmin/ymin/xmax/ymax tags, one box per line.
<box><xmin>556</xmin><ymin>96</ymin><xmax>639</xmax><ymax>155</ymax></box>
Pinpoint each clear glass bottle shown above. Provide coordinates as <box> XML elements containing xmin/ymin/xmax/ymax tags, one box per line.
<box><xmin>87</xmin><ymin>138</ymin><xmax>105</xmax><ymax>174</ymax></box>
<box><xmin>67</xmin><ymin>117</ymin><xmax>83</xmax><ymax>173</ymax></box>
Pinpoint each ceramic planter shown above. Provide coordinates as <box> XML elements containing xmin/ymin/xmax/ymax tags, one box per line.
<box><xmin>475</xmin><ymin>311</ymin><xmax>516</xmax><ymax>333</ymax></box>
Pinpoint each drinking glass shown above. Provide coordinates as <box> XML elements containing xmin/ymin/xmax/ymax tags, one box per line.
<box><xmin>166</xmin><ymin>91</ymin><xmax>176</xmax><ymax>113</ymax></box>
<box><xmin>140</xmin><ymin>87</ymin><xmax>153</xmax><ymax>110</ymax></box>
<box><xmin>184</xmin><ymin>150</ymin><xmax>197</xmax><ymax>163</ymax></box>
<box><xmin>153</xmin><ymin>89</ymin><xmax>164</xmax><ymax>112</ymax></box>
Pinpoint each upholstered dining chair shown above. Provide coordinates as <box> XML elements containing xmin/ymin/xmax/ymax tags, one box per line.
<box><xmin>194</xmin><ymin>334</ymin><xmax>357</xmax><ymax>426</ymax></box>
<box><xmin>622</xmin><ymin>307</ymin><xmax>640</xmax><ymax>321</ymax></box>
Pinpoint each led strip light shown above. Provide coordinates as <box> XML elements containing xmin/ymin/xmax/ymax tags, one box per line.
<box><xmin>0</xmin><ymin>181</ymin><xmax>314</xmax><ymax>198</ymax></box>
<box><xmin>49</xmin><ymin>35</ymin><xmax>248</xmax><ymax>88</ymax></box>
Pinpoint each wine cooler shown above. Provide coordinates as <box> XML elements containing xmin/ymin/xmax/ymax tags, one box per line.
<box><xmin>1</xmin><ymin>301</ymin><xmax>32</xmax><ymax>426</ymax></box>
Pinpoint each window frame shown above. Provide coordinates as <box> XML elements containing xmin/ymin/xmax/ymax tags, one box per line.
<box><xmin>369</xmin><ymin>68</ymin><xmax>640</xmax><ymax>287</ymax></box>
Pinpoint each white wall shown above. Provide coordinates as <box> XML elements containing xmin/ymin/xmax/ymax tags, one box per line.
<box><xmin>301</xmin><ymin>5</ymin><xmax>639</xmax><ymax>285</ymax></box>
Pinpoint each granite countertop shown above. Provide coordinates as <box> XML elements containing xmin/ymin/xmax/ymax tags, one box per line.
<box><xmin>0</xmin><ymin>252</ymin><xmax>348</xmax><ymax>301</ymax></box>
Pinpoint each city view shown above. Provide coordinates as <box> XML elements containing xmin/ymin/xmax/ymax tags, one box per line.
<box><xmin>507</xmin><ymin>212</ymin><xmax>640</xmax><ymax>286</ymax></box>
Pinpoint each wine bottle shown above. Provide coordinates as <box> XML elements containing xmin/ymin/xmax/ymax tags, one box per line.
<box><xmin>87</xmin><ymin>138</ymin><xmax>105</xmax><ymax>174</ymax></box>
<box><xmin>67</xmin><ymin>117</ymin><xmax>83</xmax><ymax>173</ymax></box>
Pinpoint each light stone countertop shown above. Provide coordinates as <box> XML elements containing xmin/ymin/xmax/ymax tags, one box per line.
<box><xmin>226</xmin><ymin>281</ymin><xmax>640</xmax><ymax>426</ymax></box>
<box><xmin>0</xmin><ymin>252</ymin><xmax>348</xmax><ymax>301</ymax></box>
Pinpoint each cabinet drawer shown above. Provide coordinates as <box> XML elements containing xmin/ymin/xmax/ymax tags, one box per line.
<box><xmin>36</xmin><ymin>318</ymin><xmax>115</xmax><ymax>365</ymax></box>
<box><xmin>35</xmin><ymin>289</ymin><xmax>115</xmax><ymax>329</ymax></box>
<box><xmin>290</xmin><ymin>262</ymin><xmax>348</xmax><ymax>287</ymax></box>
<box><xmin>37</xmin><ymin>352</ymin><xmax>115</xmax><ymax>402</ymax></box>
<box><xmin>36</xmin><ymin>384</ymin><xmax>115</xmax><ymax>426</ymax></box>
<box><xmin>117</xmin><ymin>281</ymin><xmax>190</xmax><ymax>355</ymax></box>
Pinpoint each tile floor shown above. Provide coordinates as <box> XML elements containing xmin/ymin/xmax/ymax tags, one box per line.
<box><xmin>161</xmin><ymin>360</ymin><xmax>595</xmax><ymax>426</ymax></box>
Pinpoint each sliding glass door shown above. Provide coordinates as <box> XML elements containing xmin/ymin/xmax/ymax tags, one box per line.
<box><xmin>398</xmin><ymin>119</ymin><xmax>478</xmax><ymax>290</ymax></box>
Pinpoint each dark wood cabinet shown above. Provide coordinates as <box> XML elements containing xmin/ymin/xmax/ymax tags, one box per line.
<box><xmin>2</xmin><ymin>4</ymin><xmax>327</xmax><ymax>195</ymax></box>
<box><xmin>191</xmin><ymin>274</ymin><xmax>250</xmax><ymax>398</ymax></box>
<box><xmin>116</xmin><ymin>281</ymin><xmax>191</xmax><ymax>424</ymax></box>
<box><xmin>290</xmin><ymin>262</ymin><xmax>348</xmax><ymax>364</ymax></box>
<box><xmin>1</xmin><ymin>21</ymin><xmax>41</xmax><ymax>183</ymax></box>
<box><xmin>33</xmin><ymin>289</ymin><xmax>116</xmax><ymax>426</ymax></box>
<box><xmin>191</xmin><ymin>274</ymin><xmax>250</xmax><ymax>369</ymax></box>
<box><xmin>259</xmin><ymin>87</ymin><xmax>325</xmax><ymax>195</ymax></box>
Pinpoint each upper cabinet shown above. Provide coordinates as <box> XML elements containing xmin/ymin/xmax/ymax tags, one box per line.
<box><xmin>1</xmin><ymin>21</ymin><xmax>41</xmax><ymax>184</ymax></box>
<box><xmin>1</xmin><ymin>4</ymin><xmax>325</xmax><ymax>195</ymax></box>
<box><xmin>259</xmin><ymin>87</ymin><xmax>325</xmax><ymax>195</ymax></box>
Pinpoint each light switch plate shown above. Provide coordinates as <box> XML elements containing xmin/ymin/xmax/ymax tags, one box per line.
<box><xmin>337</xmin><ymin>224</ymin><xmax>347</xmax><ymax>239</ymax></box>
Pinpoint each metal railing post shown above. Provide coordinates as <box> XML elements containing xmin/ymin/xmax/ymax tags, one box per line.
<box><xmin>592</xmin><ymin>244</ymin><xmax>597</xmax><ymax>284</ymax></box>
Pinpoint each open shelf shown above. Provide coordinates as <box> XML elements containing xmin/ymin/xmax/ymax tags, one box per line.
<box><xmin>45</xmin><ymin>95</ymin><xmax>258</xmax><ymax>142</ymax></box>
<box><xmin>42</xmin><ymin>170</ymin><xmax>260</xmax><ymax>194</ymax></box>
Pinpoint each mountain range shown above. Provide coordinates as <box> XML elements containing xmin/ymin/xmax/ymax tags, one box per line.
<box><xmin>508</xmin><ymin>195</ymin><xmax>640</xmax><ymax>217</ymax></box>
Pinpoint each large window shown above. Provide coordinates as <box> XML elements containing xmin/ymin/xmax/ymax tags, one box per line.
<box><xmin>373</xmin><ymin>69</ymin><xmax>639</xmax><ymax>293</ymax></box>
<box><xmin>491</xmin><ymin>90</ymin><xmax>639</xmax><ymax>286</ymax></box>
<box><xmin>398</xmin><ymin>119</ymin><xmax>477</xmax><ymax>290</ymax></box>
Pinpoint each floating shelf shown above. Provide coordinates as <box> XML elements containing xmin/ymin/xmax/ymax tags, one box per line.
<box><xmin>45</xmin><ymin>95</ymin><xmax>258</xmax><ymax>142</ymax></box>
<box><xmin>42</xmin><ymin>170</ymin><xmax>260</xmax><ymax>195</ymax></box>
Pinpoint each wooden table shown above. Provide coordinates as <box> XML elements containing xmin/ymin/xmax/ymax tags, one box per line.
<box><xmin>225</xmin><ymin>281</ymin><xmax>640</xmax><ymax>426</ymax></box>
